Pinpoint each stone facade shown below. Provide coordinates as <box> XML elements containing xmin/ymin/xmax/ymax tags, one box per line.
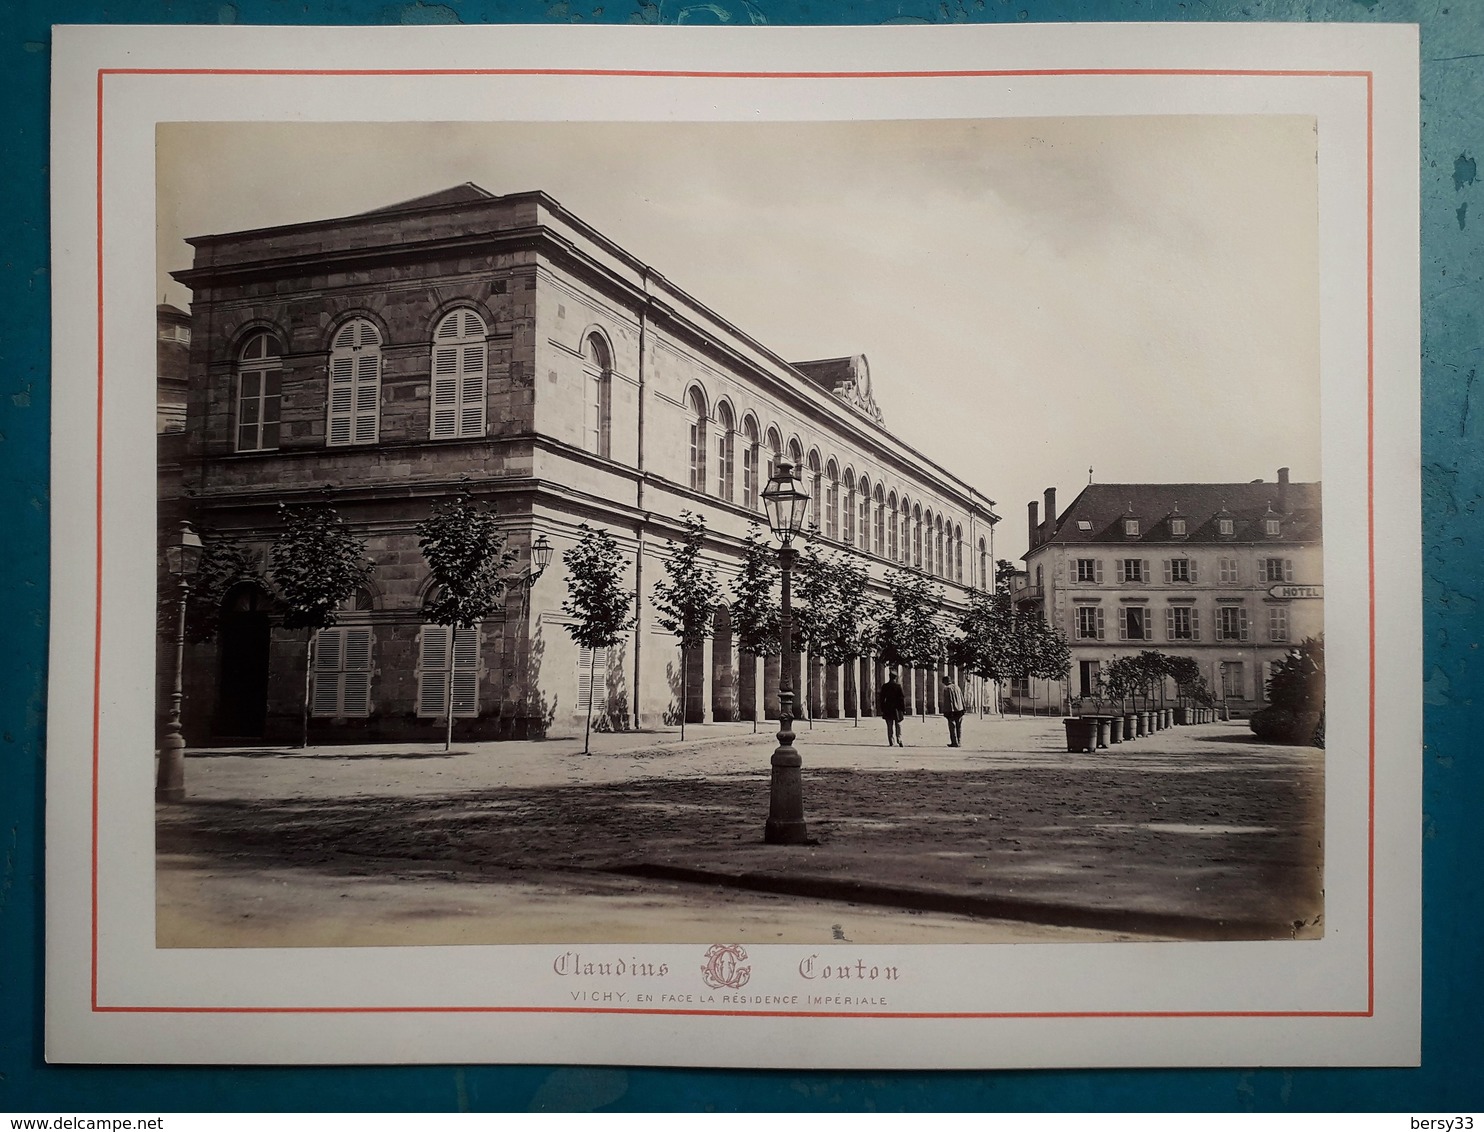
<box><xmin>166</xmin><ymin>183</ymin><xmax>1000</xmax><ymax>744</ymax></box>
<box><xmin>1015</xmin><ymin>473</ymin><xmax>1323</xmax><ymax>716</ymax></box>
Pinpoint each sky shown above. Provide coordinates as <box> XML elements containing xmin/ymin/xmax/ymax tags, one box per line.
<box><xmin>158</xmin><ymin>116</ymin><xmax>1321</xmax><ymax>556</ymax></box>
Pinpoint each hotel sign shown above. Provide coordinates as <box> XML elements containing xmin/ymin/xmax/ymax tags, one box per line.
<box><xmin>1268</xmin><ymin>584</ymin><xmax>1324</xmax><ymax>599</ymax></box>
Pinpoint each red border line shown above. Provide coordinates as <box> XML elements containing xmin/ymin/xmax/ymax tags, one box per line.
<box><xmin>96</xmin><ymin>64</ymin><xmax>1377</xmax><ymax>1020</ymax></box>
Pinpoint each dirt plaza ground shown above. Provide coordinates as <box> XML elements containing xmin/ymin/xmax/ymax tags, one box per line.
<box><xmin>156</xmin><ymin>714</ymin><xmax>1325</xmax><ymax>948</ymax></box>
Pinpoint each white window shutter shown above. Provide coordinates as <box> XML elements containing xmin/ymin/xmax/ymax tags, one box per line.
<box><xmin>1191</xmin><ymin>607</ymin><xmax>1200</xmax><ymax>641</ymax></box>
<box><xmin>1094</xmin><ymin>559</ymin><xmax>1103</xmax><ymax>584</ymax></box>
<box><xmin>418</xmin><ymin>625</ymin><xmax>450</xmax><ymax>716</ymax></box>
<box><xmin>1163</xmin><ymin>559</ymin><xmax>1172</xmax><ymax>584</ymax></box>
<box><xmin>1166</xmin><ymin>607</ymin><xmax>1175</xmax><ymax>640</ymax></box>
<box><xmin>1096</xmin><ymin>607</ymin><xmax>1105</xmax><ymax>640</ymax></box>
<box><xmin>451</xmin><ymin>626</ymin><xmax>479</xmax><ymax>717</ymax></box>
<box><xmin>431</xmin><ymin>346</ymin><xmax>459</xmax><ymax>438</ymax></box>
<box><xmin>353</xmin><ymin>350</ymin><xmax>380</xmax><ymax>444</ymax></box>
<box><xmin>1118</xmin><ymin>607</ymin><xmax>1128</xmax><ymax>641</ymax></box>
<box><xmin>328</xmin><ymin>355</ymin><xmax>355</xmax><ymax>445</ymax></box>
<box><xmin>1143</xmin><ymin>560</ymin><xmax>1151</xmax><ymax>584</ymax></box>
<box><xmin>459</xmin><ymin>343</ymin><xmax>486</xmax><ymax>437</ymax></box>
<box><xmin>1116</xmin><ymin>560</ymin><xmax>1125</xmax><ymax>583</ymax></box>
<box><xmin>1239</xmin><ymin>607</ymin><xmax>1249</xmax><ymax>642</ymax></box>
<box><xmin>1189</xmin><ymin>558</ymin><xmax>1198</xmax><ymax>583</ymax></box>
<box><xmin>1284</xmin><ymin>559</ymin><xmax>1294</xmax><ymax>582</ymax></box>
<box><xmin>342</xmin><ymin>628</ymin><xmax>372</xmax><ymax>716</ymax></box>
<box><xmin>311</xmin><ymin>630</ymin><xmax>342</xmax><ymax>716</ymax></box>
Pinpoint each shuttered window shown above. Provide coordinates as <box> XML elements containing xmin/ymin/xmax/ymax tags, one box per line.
<box><xmin>1261</xmin><ymin>558</ymin><xmax>1295</xmax><ymax>583</ymax></box>
<box><xmin>1117</xmin><ymin>559</ymin><xmax>1150</xmax><ymax>583</ymax></box>
<box><xmin>1118</xmin><ymin>607</ymin><xmax>1153</xmax><ymax>641</ymax></box>
<box><xmin>1166</xmin><ymin>606</ymin><xmax>1199</xmax><ymax>641</ymax></box>
<box><xmin>1165</xmin><ymin>558</ymin><xmax>1195</xmax><ymax>583</ymax></box>
<box><xmin>1219</xmin><ymin>558</ymin><xmax>1240</xmax><ymax>584</ymax></box>
<box><xmin>1075</xmin><ymin>606</ymin><xmax>1104</xmax><ymax>640</ymax></box>
<box><xmin>1268</xmin><ymin>606</ymin><xmax>1290</xmax><ymax>642</ymax></box>
<box><xmin>327</xmin><ymin>319</ymin><xmax>381</xmax><ymax>446</ymax></box>
<box><xmin>311</xmin><ymin>627</ymin><xmax>373</xmax><ymax>717</ymax></box>
<box><xmin>236</xmin><ymin>332</ymin><xmax>283</xmax><ymax>452</ymax></box>
<box><xmin>1074</xmin><ymin>558</ymin><xmax>1102</xmax><ymax>583</ymax></box>
<box><xmin>430</xmin><ymin>309</ymin><xmax>488</xmax><ymax>440</ymax></box>
<box><xmin>1216</xmin><ymin>606</ymin><xmax>1249</xmax><ymax>642</ymax></box>
<box><xmin>417</xmin><ymin>625</ymin><xmax>480</xmax><ymax>718</ymax></box>
<box><xmin>576</xmin><ymin>646</ymin><xmax>609</xmax><ymax>712</ymax></box>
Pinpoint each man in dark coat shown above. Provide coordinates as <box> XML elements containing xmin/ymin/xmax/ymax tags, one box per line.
<box><xmin>877</xmin><ymin>670</ymin><xmax>906</xmax><ymax>746</ymax></box>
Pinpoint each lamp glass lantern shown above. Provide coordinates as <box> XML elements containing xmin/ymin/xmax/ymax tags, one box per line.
<box><xmin>532</xmin><ymin>533</ymin><xmax>553</xmax><ymax>574</ymax></box>
<box><xmin>762</xmin><ymin>462</ymin><xmax>810</xmax><ymax>544</ymax></box>
<box><xmin>166</xmin><ymin>522</ymin><xmax>205</xmax><ymax>578</ymax></box>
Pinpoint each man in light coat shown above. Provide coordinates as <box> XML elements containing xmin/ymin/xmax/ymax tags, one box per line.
<box><xmin>941</xmin><ymin>673</ymin><xmax>966</xmax><ymax>747</ymax></box>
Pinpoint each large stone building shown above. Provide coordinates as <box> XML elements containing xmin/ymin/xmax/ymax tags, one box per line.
<box><xmin>1014</xmin><ymin>472</ymin><xmax>1323</xmax><ymax>715</ymax></box>
<box><xmin>165</xmin><ymin>183</ymin><xmax>1000</xmax><ymax>743</ymax></box>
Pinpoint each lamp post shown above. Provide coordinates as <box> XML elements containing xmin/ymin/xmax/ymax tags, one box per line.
<box><xmin>762</xmin><ymin>461</ymin><xmax>811</xmax><ymax>845</ymax></box>
<box><xmin>156</xmin><ymin>520</ymin><xmax>204</xmax><ymax>803</ymax></box>
<box><xmin>515</xmin><ymin>533</ymin><xmax>554</xmax><ymax>738</ymax></box>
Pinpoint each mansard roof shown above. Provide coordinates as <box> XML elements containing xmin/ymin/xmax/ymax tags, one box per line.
<box><xmin>1037</xmin><ymin>480</ymin><xmax>1322</xmax><ymax>548</ymax></box>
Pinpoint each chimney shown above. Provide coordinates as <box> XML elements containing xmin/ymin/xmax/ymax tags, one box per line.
<box><xmin>1028</xmin><ymin>500</ymin><xmax>1039</xmax><ymax>550</ymax></box>
<box><xmin>1043</xmin><ymin>487</ymin><xmax>1057</xmax><ymax>534</ymax></box>
<box><xmin>1277</xmin><ymin>467</ymin><xmax>1290</xmax><ymax>513</ymax></box>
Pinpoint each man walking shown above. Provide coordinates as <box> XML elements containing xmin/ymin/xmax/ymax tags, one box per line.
<box><xmin>941</xmin><ymin>673</ymin><xmax>966</xmax><ymax>747</ymax></box>
<box><xmin>877</xmin><ymin>670</ymin><xmax>906</xmax><ymax>746</ymax></box>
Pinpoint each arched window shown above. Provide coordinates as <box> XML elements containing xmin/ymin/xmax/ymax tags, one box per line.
<box><xmin>687</xmin><ymin>388</ymin><xmax>709</xmax><ymax>493</ymax></box>
<box><xmin>583</xmin><ymin>333</ymin><xmax>612</xmax><ymax>459</ymax></box>
<box><xmin>741</xmin><ymin>416</ymin><xmax>761</xmax><ymax>509</ymax></box>
<box><xmin>913</xmin><ymin>504</ymin><xmax>923</xmax><ymax>569</ymax></box>
<box><xmin>955</xmin><ymin>525</ymin><xmax>964</xmax><ymax>582</ymax></box>
<box><xmin>715</xmin><ymin>402</ymin><xmax>735</xmax><ymax>501</ymax></box>
<box><xmin>887</xmin><ymin>492</ymin><xmax>900</xmax><ymax>562</ymax></box>
<box><xmin>923</xmin><ymin>510</ymin><xmax>935</xmax><ymax>574</ymax></box>
<box><xmin>235</xmin><ymin>330</ymin><xmax>283</xmax><ymax>452</ymax></box>
<box><xmin>807</xmin><ymin>450</ymin><xmax>822</xmax><ymax>530</ymax></box>
<box><xmin>825</xmin><ymin>460</ymin><xmax>841</xmax><ymax>541</ymax></box>
<box><xmin>430</xmin><ymin>309</ymin><xmax>486</xmax><ymax>440</ymax></box>
<box><xmin>979</xmin><ymin>538</ymin><xmax>989</xmax><ymax>590</ymax></box>
<box><xmin>873</xmin><ymin>485</ymin><xmax>886</xmax><ymax>557</ymax></box>
<box><xmin>788</xmin><ymin>438</ymin><xmax>804</xmax><ymax>480</ymax></box>
<box><xmin>857</xmin><ymin>476</ymin><xmax>871</xmax><ymax>551</ymax></box>
<box><xmin>842</xmin><ymin>468</ymin><xmax>856</xmax><ymax>545</ymax></box>
<box><xmin>329</xmin><ymin>317</ymin><xmax>382</xmax><ymax>446</ymax></box>
<box><xmin>765</xmin><ymin>427</ymin><xmax>783</xmax><ymax>487</ymax></box>
<box><xmin>935</xmin><ymin>517</ymin><xmax>946</xmax><ymax>580</ymax></box>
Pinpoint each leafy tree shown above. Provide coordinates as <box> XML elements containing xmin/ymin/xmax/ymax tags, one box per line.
<box><xmin>728</xmin><ymin>523</ymin><xmax>780</xmax><ymax>733</ymax></box>
<box><xmin>1135</xmin><ymin>650</ymin><xmax>1170</xmax><ymax>708</ymax></box>
<box><xmin>1252</xmin><ymin>635</ymin><xmax>1326</xmax><ymax>746</ymax></box>
<box><xmin>269</xmin><ymin>502</ymin><xmax>375</xmax><ymax>748</ymax></box>
<box><xmin>874</xmin><ymin>570</ymin><xmax>944</xmax><ymax>717</ymax></box>
<box><xmin>809</xmin><ymin>552</ymin><xmax>872</xmax><ymax>724</ymax></box>
<box><xmin>561</xmin><ymin>525</ymin><xmax>634</xmax><ymax>754</ymax></box>
<box><xmin>1034</xmin><ymin>622</ymin><xmax>1073</xmax><ymax>709</ymax></box>
<box><xmin>1164</xmin><ymin>655</ymin><xmax>1208</xmax><ymax>709</ymax></box>
<box><xmin>416</xmin><ymin>491</ymin><xmax>518</xmax><ymax>751</ymax></box>
<box><xmin>651</xmin><ymin>511</ymin><xmax>721</xmax><ymax>740</ymax></box>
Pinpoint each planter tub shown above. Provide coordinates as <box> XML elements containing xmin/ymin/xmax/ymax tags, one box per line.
<box><xmin>1063</xmin><ymin>717</ymin><xmax>1098</xmax><ymax>753</ymax></box>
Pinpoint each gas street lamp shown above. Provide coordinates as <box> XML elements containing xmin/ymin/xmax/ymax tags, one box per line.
<box><xmin>761</xmin><ymin>461</ymin><xmax>811</xmax><ymax>845</ymax></box>
<box><xmin>157</xmin><ymin>520</ymin><xmax>204</xmax><ymax>802</ymax></box>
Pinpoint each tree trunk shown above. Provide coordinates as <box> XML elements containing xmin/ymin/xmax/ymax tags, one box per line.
<box><xmin>679</xmin><ymin>647</ymin><xmax>687</xmax><ymax>742</ymax></box>
<box><xmin>301</xmin><ymin>631</ymin><xmax>314</xmax><ymax>749</ymax></box>
<box><xmin>445</xmin><ymin>641</ymin><xmax>455</xmax><ymax>753</ymax></box>
<box><xmin>583</xmin><ymin>644</ymin><xmax>598</xmax><ymax>755</ymax></box>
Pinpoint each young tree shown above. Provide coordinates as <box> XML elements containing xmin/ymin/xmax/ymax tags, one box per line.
<box><xmin>1034</xmin><ymin>621</ymin><xmax>1073</xmax><ymax>710</ymax></box>
<box><xmin>728</xmin><ymin>522</ymin><xmax>781</xmax><ymax>734</ymax></box>
<box><xmin>874</xmin><ymin>569</ymin><xmax>944</xmax><ymax>718</ymax></box>
<box><xmin>417</xmin><ymin>491</ymin><xmax>518</xmax><ymax>751</ymax></box>
<box><xmin>268</xmin><ymin>502</ymin><xmax>375</xmax><ymax>748</ymax></box>
<box><xmin>810</xmin><ymin>552</ymin><xmax>871</xmax><ymax>724</ymax></box>
<box><xmin>561</xmin><ymin>525</ymin><xmax>634</xmax><ymax>754</ymax></box>
<box><xmin>955</xmin><ymin>588</ymin><xmax>1009</xmax><ymax>717</ymax></box>
<box><xmin>651</xmin><ymin>511</ymin><xmax>722</xmax><ymax>740</ymax></box>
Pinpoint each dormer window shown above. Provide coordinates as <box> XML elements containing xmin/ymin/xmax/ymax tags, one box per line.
<box><xmin>1265</xmin><ymin>518</ymin><xmax>1281</xmax><ymax>537</ymax></box>
<box><xmin>1123</xmin><ymin>518</ymin><xmax>1140</xmax><ymax>537</ymax></box>
<box><xmin>1218</xmin><ymin>518</ymin><xmax>1235</xmax><ymax>536</ymax></box>
<box><xmin>1077</xmin><ymin>520</ymin><xmax>1092</xmax><ymax>532</ymax></box>
<box><xmin>1170</xmin><ymin>518</ymin><xmax>1186</xmax><ymax>537</ymax></box>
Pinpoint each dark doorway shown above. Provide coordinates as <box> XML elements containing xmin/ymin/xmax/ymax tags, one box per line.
<box><xmin>1079</xmin><ymin>660</ymin><xmax>1099</xmax><ymax>699</ymax></box>
<box><xmin>215</xmin><ymin>583</ymin><xmax>271</xmax><ymax>738</ymax></box>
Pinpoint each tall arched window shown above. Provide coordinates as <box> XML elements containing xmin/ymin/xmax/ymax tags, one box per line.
<box><xmin>715</xmin><ymin>402</ymin><xmax>735</xmax><ymax>501</ymax></box>
<box><xmin>923</xmin><ymin>510</ymin><xmax>935</xmax><ymax>574</ymax></box>
<box><xmin>430</xmin><ymin>309</ymin><xmax>486</xmax><ymax>440</ymax></box>
<box><xmin>873</xmin><ymin>486</ymin><xmax>886</xmax><ymax>557</ymax></box>
<box><xmin>687</xmin><ymin>387</ymin><xmax>709</xmax><ymax>493</ymax></box>
<box><xmin>887</xmin><ymin>492</ymin><xmax>900</xmax><ymax>561</ymax></box>
<box><xmin>935</xmin><ymin>517</ymin><xmax>946</xmax><ymax>580</ymax></box>
<box><xmin>582</xmin><ymin>333</ymin><xmax>612</xmax><ymax>458</ymax></box>
<box><xmin>765</xmin><ymin>427</ymin><xmax>783</xmax><ymax>487</ymax></box>
<box><xmin>235</xmin><ymin>330</ymin><xmax>283</xmax><ymax>452</ymax></box>
<box><xmin>857</xmin><ymin>476</ymin><xmax>870</xmax><ymax>551</ymax></box>
<box><xmin>955</xmin><ymin>524</ymin><xmax>964</xmax><ymax>582</ymax></box>
<box><xmin>979</xmin><ymin>538</ymin><xmax>989</xmax><ymax>590</ymax></box>
<box><xmin>329</xmin><ymin>318</ymin><xmax>382</xmax><ymax>446</ymax></box>
<box><xmin>842</xmin><ymin>468</ymin><xmax>856</xmax><ymax>545</ymax></box>
<box><xmin>788</xmin><ymin>438</ymin><xmax>804</xmax><ymax>479</ymax></box>
<box><xmin>807</xmin><ymin>450</ymin><xmax>822</xmax><ymax>530</ymax></box>
<box><xmin>825</xmin><ymin>460</ymin><xmax>841</xmax><ymax>541</ymax></box>
<box><xmin>741</xmin><ymin>416</ymin><xmax>760</xmax><ymax>509</ymax></box>
<box><xmin>913</xmin><ymin>504</ymin><xmax>923</xmax><ymax>569</ymax></box>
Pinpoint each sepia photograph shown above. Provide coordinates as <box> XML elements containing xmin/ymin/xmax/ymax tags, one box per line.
<box><xmin>152</xmin><ymin>115</ymin><xmax>1326</xmax><ymax>952</ymax></box>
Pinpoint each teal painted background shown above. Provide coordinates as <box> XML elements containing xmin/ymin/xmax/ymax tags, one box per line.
<box><xmin>1</xmin><ymin>0</ymin><xmax>1478</xmax><ymax>1112</ymax></box>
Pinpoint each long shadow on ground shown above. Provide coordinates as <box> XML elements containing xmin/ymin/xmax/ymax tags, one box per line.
<box><xmin>158</xmin><ymin>751</ymin><xmax>1324</xmax><ymax>939</ymax></box>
